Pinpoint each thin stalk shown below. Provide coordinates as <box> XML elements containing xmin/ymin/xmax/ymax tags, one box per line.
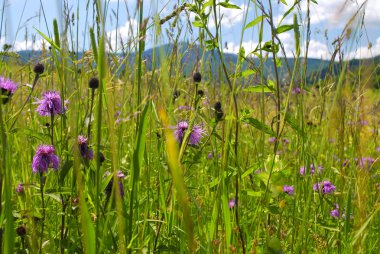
<box><xmin>9</xmin><ymin>74</ymin><xmax>41</xmax><ymax>131</ymax></box>
<box><xmin>39</xmin><ymin>174</ymin><xmax>45</xmax><ymax>254</ymax></box>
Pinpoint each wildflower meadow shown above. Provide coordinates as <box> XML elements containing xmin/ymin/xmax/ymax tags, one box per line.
<box><xmin>0</xmin><ymin>0</ymin><xmax>379</xmax><ymax>253</ymax></box>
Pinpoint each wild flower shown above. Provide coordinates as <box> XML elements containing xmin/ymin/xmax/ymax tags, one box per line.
<box><xmin>0</xmin><ymin>76</ymin><xmax>18</xmax><ymax>104</ymax></box>
<box><xmin>283</xmin><ymin>185</ymin><xmax>294</xmax><ymax>195</ymax></box>
<box><xmin>268</xmin><ymin>137</ymin><xmax>276</xmax><ymax>144</ymax></box>
<box><xmin>299</xmin><ymin>166</ymin><xmax>306</xmax><ymax>175</ymax></box>
<box><xmin>16</xmin><ymin>182</ymin><xmax>24</xmax><ymax>194</ymax></box>
<box><xmin>330</xmin><ymin>204</ymin><xmax>340</xmax><ymax>218</ymax></box>
<box><xmin>32</xmin><ymin>145</ymin><xmax>59</xmax><ymax>174</ymax></box>
<box><xmin>36</xmin><ymin>91</ymin><xmax>64</xmax><ymax>116</ymax></box>
<box><xmin>78</xmin><ymin>135</ymin><xmax>94</xmax><ymax>160</ymax></box>
<box><xmin>104</xmin><ymin>170</ymin><xmax>126</xmax><ymax>198</ymax></box>
<box><xmin>356</xmin><ymin>157</ymin><xmax>375</xmax><ymax>169</ymax></box>
<box><xmin>228</xmin><ymin>198</ymin><xmax>236</xmax><ymax>209</ymax></box>
<box><xmin>313</xmin><ymin>180</ymin><xmax>336</xmax><ymax>194</ymax></box>
<box><xmin>292</xmin><ymin>87</ymin><xmax>301</xmax><ymax>94</ymax></box>
<box><xmin>174</xmin><ymin>121</ymin><xmax>205</xmax><ymax>145</ymax></box>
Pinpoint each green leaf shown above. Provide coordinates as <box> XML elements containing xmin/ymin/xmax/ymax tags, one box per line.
<box><xmin>34</xmin><ymin>27</ymin><xmax>61</xmax><ymax>52</ymax></box>
<box><xmin>268</xmin><ymin>237</ymin><xmax>282</xmax><ymax>253</ymax></box>
<box><xmin>192</xmin><ymin>20</ymin><xmax>205</xmax><ymax>28</ymax></box>
<box><xmin>247</xmin><ymin>190</ymin><xmax>262</xmax><ymax>197</ymax></box>
<box><xmin>284</xmin><ymin>113</ymin><xmax>305</xmax><ymax>137</ymax></box>
<box><xmin>59</xmin><ymin>159</ymin><xmax>73</xmax><ymax>185</ymax></box>
<box><xmin>276</xmin><ymin>24</ymin><xmax>294</xmax><ymax>34</ymax></box>
<box><xmin>245</xmin><ymin>15</ymin><xmax>266</xmax><ymax>30</ymax></box>
<box><xmin>238</xmin><ymin>69</ymin><xmax>256</xmax><ymax>78</ymax></box>
<box><xmin>217</xmin><ymin>2</ymin><xmax>241</xmax><ymax>9</ymax></box>
<box><xmin>241</xmin><ymin>117</ymin><xmax>275</xmax><ymax>135</ymax></box>
<box><xmin>242</xmin><ymin>86</ymin><xmax>273</xmax><ymax>93</ymax></box>
<box><xmin>261</xmin><ymin>41</ymin><xmax>279</xmax><ymax>53</ymax></box>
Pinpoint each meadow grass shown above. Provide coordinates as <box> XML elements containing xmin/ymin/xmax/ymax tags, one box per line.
<box><xmin>0</xmin><ymin>0</ymin><xmax>379</xmax><ymax>253</ymax></box>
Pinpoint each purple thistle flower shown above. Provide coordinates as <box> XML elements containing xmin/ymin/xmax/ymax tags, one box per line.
<box><xmin>358</xmin><ymin>157</ymin><xmax>375</xmax><ymax>170</ymax></box>
<box><xmin>36</xmin><ymin>91</ymin><xmax>64</xmax><ymax>116</ymax></box>
<box><xmin>310</xmin><ymin>164</ymin><xmax>315</xmax><ymax>174</ymax></box>
<box><xmin>268</xmin><ymin>137</ymin><xmax>276</xmax><ymax>144</ymax></box>
<box><xmin>32</xmin><ymin>145</ymin><xmax>60</xmax><ymax>174</ymax></box>
<box><xmin>283</xmin><ymin>185</ymin><xmax>294</xmax><ymax>196</ymax></box>
<box><xmin>16</xmin><ymin>182</ymin><xmax>24</xmax><ymax>194</ymax></box>
<box><xmin>0</xmin><ymin>76</ymin><xmax>18</xmax><ymax>104</ymax></box>
<box><xmin>207</xmin><ymin>152</ymin><xmax>213</xmax><ymax>160</ymax></box>
<box><xmin>330</xmin><ymin>204</ymin><xmax>340</xmax><ymax>218</ymax></box>
<box><xmin>174</xmin><ymin>121</ymin><xmax>205</xmax><ymax>146</ymax></box>
<box><xmin>299</xmin><ymin>166</ymin><xmax>306</xmax><ymax>175</ymax></box>
<box><xmin>283</xmin><ymin>138</ymin><xmax>290</xmax><ymax>145</ymax></box>
<box><xmin>376</xmin><ymin>147</ymin><xmax>380</xmax><ymax>153</ymax></box>
<box><xmin>292</xmin><ymin>87</ymin><xmax>301</xmax><ymax>94</ymax></box>
<box><xmin>313</xmin><ymin>180</ymin><xmax>336</xmax><ymax>194</ymax></box>
<box><xmin>105</xmin><ymin>170</ymin><xmax>125</xmax><ymax>198</ymax></box>
<box><xmin>228</xmin><ymin>198</ymin><xmax>236</xmax><ymax>209</ymax></box>
<box><xmin>78</xmin><ymin>135</ymin><xmax>94</xmax><ymax>160</ymax></box>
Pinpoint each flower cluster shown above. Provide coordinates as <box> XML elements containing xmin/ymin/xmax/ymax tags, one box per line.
<box><xmin>313</xmin><ymin>180</ymin><xmax>336</xmax><ymax>194</ymax></box>
<box><xmin>300</xmin><ymin>164</ymin><xmax>322</xmax><ymax>175</ymax></box>
<box><xmin>32</xmin><ymin>145</ymin><xmax>60</xmax><ymax>174</ymax></box>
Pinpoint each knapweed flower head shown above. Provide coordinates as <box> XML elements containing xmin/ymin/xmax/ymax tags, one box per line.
<box><xmin>283</xmin><ymin>185</ymin><xmax>294</xmax><ymax>196</ymax></box>
<box><xmin>313</xmin><ymin>180</ymin><xmax>336</xmax><ymax>194</ymax></box>
<box><xmin>228</xmin><ymin>198</ymin><xmax>236</xmax><ymax>209</ymax></box>
<box><xmin>104</xmin><ymin>170</ymin><xmax>126</xmax><ymax>198</ymax></box>
<box><xmin>0</xmin><ymin>76</ymin><xmax>18</xmax><ymax>104</ymax></box>
<box><xmin>36</xmin><ymin>91</ymin><xmax>64</xmax><ymax>116</ymax></box>
<box><xmin>268</xmin><ymin>137</ymin><xmax>276</xmax><ymax>144</ymax></box>
<box><xmin>356</xmin><ymin>157</ymin><xmax>375</xmax><ymax>170</ymax></box>
<box><xmin>78</xmin><ymin>135</ymin><xmax>94</xmax><ymax>160</ymax></box>
<box><xmin>292</xmin><ymin>87</ymin><xmax>301</xmax><ymax>94</ymax></box>
<box><xmin>330</xmin><ymin>204</ymin><xmax>340</xmax><ymax>218</ymax></box>
<box><xmin>174</xmin><ymin>121</ymin><xmax>205</xmax><ymax>146</ymax></box>
<box><xmin>16</xmin><ymin>182</ymin><xmax>24</xmax><ymax>194</ymax></box>
<box><xmin>32</xmin><ymin>145</ymin><xmax>59</xmax><ymax>174</ymax></box>
<box><xmin>299</xmin><ymin>166</ymin><xmax>306</xmax><ymax>175</ymax></box>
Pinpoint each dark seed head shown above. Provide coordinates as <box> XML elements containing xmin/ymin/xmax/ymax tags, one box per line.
<box><xmin>193</xmin><ymin>72</ymin><xmax>202</xmax><ymax>83</ymax></box>
<box><xmin>214</xmin><ymin>101</ymin><xmax>224</xmax><ymax>121</ymax></box>
<box><xmin>16</xmin><ymin>225</ymin><xmax>26</xmax><ymax>237</ymax></box>
<box><xmin>173</xmin><ymin>90</ymin><xmax>180</xmax><ymax>100</ymax></box>
<box><xmin>99</xmin><ymin>152</ymin><xmax>105</xmax><ymax>164</ymax></box>
<box><xmin>197</xmin><ymin>89</ymin><xmax>204</xmax><ymax>97</ymax></box>
<box><xmin>214</xmin><ymin>101</ymin><xmax>222</xmax><ymax>111</ymax></box>
<box><xmin>89</xmin><ymin>77</ymin><xmax>99</xmax><ymax>89</ymax></box>
<box><xmin>33</xmin><ymin>63</ymin><xmax>45</xmax><ymax>75</ymax></box>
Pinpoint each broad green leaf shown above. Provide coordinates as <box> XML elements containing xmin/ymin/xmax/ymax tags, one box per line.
<box><xmin>241</xmin><ymin>117</ymin><xmax>275</xmax><ymax>135</ymax></box>
<box><xmin>217</xmin><ymin>2</ymin><xmax>241</xmax><ymax>9</ymax></box>
<box><xmin>242</xmin><ymin>86</ymin><xmax>273</xmax><ymax>93</ymax></box>
<box><xmin>245</xmin><ymin>15</ymin><xmax>266</xmax><ymax>30</ymax></box>
<box><xmin>276</xmin><ymin>24</ymin><xmax>294</xmax><ymax>34</ymax></box>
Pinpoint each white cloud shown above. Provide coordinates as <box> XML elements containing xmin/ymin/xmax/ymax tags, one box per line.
<box><xmin>224</xmin><ymin>40</ymin><xmax>257</xmax><ymax>55</ymax></box>
<box><xmin>209</xmin><ymin>3</ymin><xmax>247</xmax><ymax>29</ymax></box>
<box><xmin>300</xmin><ymin>0</ymin><xmax>380</xmax><ymax>28</ymax></box>
<box><xmin>303</xmin><ymin>39</ymin><xmax>331</xmax><ymax>59</ymax></box>
<box><xmin>4</xmin><ymin>38</ymin><xmax>48</xmax><ymax>51</ymax></box>
<box><xmin>106</xmin><ymin>19</ymin><xmax>138</xmax><ymax>50</ymax></box>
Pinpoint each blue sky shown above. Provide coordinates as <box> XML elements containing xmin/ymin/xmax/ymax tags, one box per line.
<box><xmin>1</xmin><ymin>0</ymin><xmax>379</xmax><ymax>59</ymax></box>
